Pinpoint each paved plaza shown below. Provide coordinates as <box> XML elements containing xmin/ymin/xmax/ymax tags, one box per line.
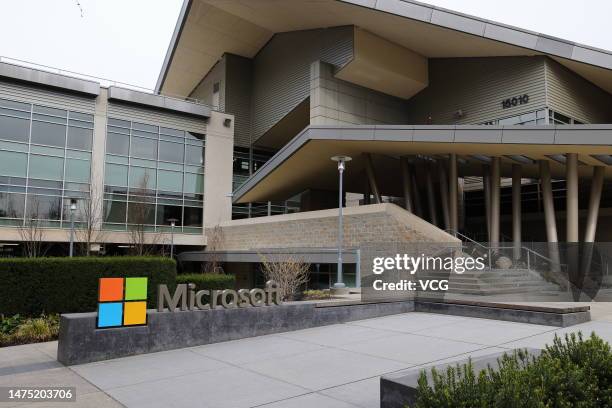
<box><xmin>2</xmin><ymin>307</ymin><xmax>612</xmax><ymax>408</ymax></box>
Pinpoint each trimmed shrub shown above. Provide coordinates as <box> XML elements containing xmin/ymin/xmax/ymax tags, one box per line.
<box><xmin>176</xmin><ymin>273</ymin><xmax>235</xmax><ymax>292</ymax></box>
<box><xmin>0</xmin><ymin>257</ymin><xmax>176</xmax><ymax>316</ymax></box>
<box><xmin>413</xmin><ymin>332</ymin><xmax>612</xmax><ymax>408</ymax></box>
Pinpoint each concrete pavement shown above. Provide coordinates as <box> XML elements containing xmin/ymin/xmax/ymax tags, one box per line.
<box><xmin>1</xmin><ymin>310</ymin><xmax>611</xmax><ymax>408</ymax></box>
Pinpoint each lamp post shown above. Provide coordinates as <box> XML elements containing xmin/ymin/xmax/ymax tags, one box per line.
<box><xmin>331</xmin><ymin>155</ymin><xmax>352</xmax><ymax>291</ymax></box>
<box><xmin>69</xmin><ymin>198</ymin><xmax>77</xmax><ymax>257</ymax></box>
<box><xmin>168</xmin><ymin>218</ymin><xmax>178</xmax><ymax>258</ymax></box>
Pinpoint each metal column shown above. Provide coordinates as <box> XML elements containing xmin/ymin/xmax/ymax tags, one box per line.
<box><xmin>438</xmin><ymin>160</ymin><xmax>450</xmax><ymax>230</ymax></box>
<box><xmin>584</xmin><ymin>166</ymin><xmax>605</xmax><ymax>242</ymax></box>
<box><xmin>483</xmin><ymin>165</ymin><xmax>491</xmax><ymax>241</ymax></box>
<box><xmin>364</xmin><ymin>153</ymin><xmax>382</xmax><ymax>204</ymax></box>
<box><xmin>539</xmin><ymin>160</ymin><xmax>558</xmax><ymax>243</ymax></box>
<box><xmin>490</xmin><ymin>157</ymin><xmax>500</xmax><ymax>245</ymax></box>
<box><xmin>566</xmin><ymin>153</ymin><xmax>579</xmax><ymax>243</ymax></box>
<box><xmin>425</xmin><ymin>162</ymin><xmax>438</xmax><ymax>226</ymax></box>
<box><xmin>512</xmin><ymin>164</ymin><xmax>522</xmax><ymax>260</ymax></box>
<box><xmin>410</xmin><ymin>169</ymin><xmax>423</xmax><ymax>217</ymax></box>
<box><xmin>400</xmin><ymin>157</ymin><xmax>413</xmax><ymax>212</ymax></box>
<box><xmin>449</xmin><ymin>154</ymin><xmax>458</xmax><ymax>232</ymax></box>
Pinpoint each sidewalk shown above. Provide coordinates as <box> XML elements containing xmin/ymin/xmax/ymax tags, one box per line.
<box><xmin>1</xmin><ymin>307</ymin><xmax>611</xmax><ymax>408</ymax></box>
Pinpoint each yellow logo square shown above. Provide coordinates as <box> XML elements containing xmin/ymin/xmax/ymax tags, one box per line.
<box><xmin>123</xmin><ymin>301</ymin><xmax>147</xmax><ymax>326</ymax></box>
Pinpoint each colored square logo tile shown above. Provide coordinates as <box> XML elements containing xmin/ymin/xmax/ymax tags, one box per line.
<box><xmin>125</xmin><ymin>277</ymin><xmax>148</xmax><ymax>301</ymax></box>
<box><xmin>98</xmin><ymin>302</ymin><xmax>123</xmax><ymax>328</ymax></box>
<box><xmin>99</xmin><ymin>278</ymin><xmax>124</xmax><ymax>302</ymax></box>
<box><xmin>123</xmin><ymin>301</ymin><xmax>147</xmax><ymax>326</ymax></box>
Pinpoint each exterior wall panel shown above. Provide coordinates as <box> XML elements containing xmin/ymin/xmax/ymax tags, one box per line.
<box><xmin>189</xmin><ymin>58</ymin><xmax>226</xmax><ymax>112</ymax></box>
<box><xmin>545</xmin><ymin>58</ymin><xmax>612</xmax><ymax>124</ymax></box>
<box><xmin>0</xmin><ymin>80</ymin><xmax>95</xmax><ymax>113</ymax></box>
<box><xmin>224</xmin><ymin>55</ymin><xmax>253</xmax><ymax>147</ymax></box>
<box><xmin>405</xmin><ymin>56</ymin><xmax>547</xmax><ymax>125</ymax></box>
<box><xmin>107</xmin><ymin>103</ymin><xmax>207</xmax><ymax>134</ymax></box>
<box><xmin>251</xmin><ymin>26</ymin><xmax>354</xmax><ymax>142</ymax></box>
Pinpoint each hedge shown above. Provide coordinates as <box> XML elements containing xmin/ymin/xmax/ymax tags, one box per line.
<box><xmin>176</xmin><ymin>273</ymin><xmax>235</xmax><ymax>293</ymax></box>
<box><xmin>413</xmin><ymin>332</ymin><xmax>611</xmax><ymax>408</ymax></box>
<box><xmin>0</xmin><ymin>257</ymin><xmax>176</xmax><ymax>316</ymax></box>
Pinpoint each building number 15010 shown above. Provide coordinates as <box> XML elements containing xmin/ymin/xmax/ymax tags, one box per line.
<box><xmin>501</xmin><ymin>94</ymin><xmax>529</xmax><ymax>109</ymax></box>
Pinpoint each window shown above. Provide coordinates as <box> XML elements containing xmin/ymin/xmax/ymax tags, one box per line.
<box><xmin>31</xmin><ymin>121</ymin><xmax>66</xmax><ymax>147</ymax></box>
<box><xmin>27</xmin><ymin>194</ymin><xmax>62</xmax><ymax>220</ymax></box>
<box><xmin>185</xmin><ymin>145</ymin><xmax>204</xmax><ymax>165</ymax></box>
<box><xmin>183</xmin><ymin>173</ymin><xmax>203</xmax><ymax>194</ymax></box>
<box><xmin>65</xmin><ymin>159</ymin><xmax>91</xmax><ymax>183</ymax></box>
<box><xmin>159</xmin><ymin>141</ymin><xmax>184</xmax><ymax>163</ymax></box>
<box><xmin>127</xmin><ymin>202</ymin><xmax>156</xmax><ymax>225</ymax></box>
<box><xmin>28</xmin><ymin>155</ymin><xmax>64</xmax><ymax>181</ymax></box>
<box><xmin>107</xmin><ymin>133</ymin><xmax>130</xmax><ymax>156</ymax></box>
<box><xmin>0</xmin><ymin>192</ymin><xmax>25</xmax><ymax>218</ymax></box>
<box><xmin>105</xmin><ymin>164</ymin><xmax>128</xmax><ymax>187</ymax></box>
<box><xmin>131</xmin><ymin>137</ymin><xmax>157</xmax><ymax>160</ymax></box>
<box><xmin>67</xmin><ymin>126</ymin><xmax>93</xmax><ymax>150</ymax></box>
<box><xmin>157</xmin><ymin>170</ymin><xmax>182</xmax><ymax>192</ymax></box>
<box><xmin>104</xmin><ymin>200</ymin><xmax>126</xmax><ymax>223</ymax></box>
<box><xmin>183</xmin><ymin>206</ymin><xmax>202</xmax><ymax>226</ymax></box>
<box><xmin>0</xmin><ymin>115</ymin><xmax>30</xmax><ymax>143</ymax></box>
<box><xmin>0</xmin><ymin>151</ymin><xmax>27</xmax><ymax>178</ymax></box>
<box><xmin>156</xmin><ymin>204</ymin><xmax>182</xmax><ymax>226</ymax></box>
<box><xmin>129</xmin><ymin>167</ymin><xmax>156</xmax><ymax>190</ymax></box>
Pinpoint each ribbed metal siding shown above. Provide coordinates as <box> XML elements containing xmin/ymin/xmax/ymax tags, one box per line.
<box><xmin>545</xmin><ymin>58</ymin><xmax>612</xmax><ymax>124</ymax></box>
<box><xmin>0</xmin><ymin>80</ymin><xmax>95</xmax><ymax>113</ymax></box>
<box><xmin>189</xmin><ymin>58</ymin><xmax>226</xmax><ymax>112</ymax></box>
<box><xmin>251</xmin><ymin>26</ymin><xmax>354</xmax><ymax>141</ymax></box>
<box><xmin>107</xmin><ymin>103</ymin><xmax>207</xmax><ymax>134</ymax></box>
<box><xmin>405</xmin><ymin>56</ymin><xmax>547</xmax><ymax>125</ymax></box>
<box><xmin>225</xmin><ymin>54</ymin><xmax>253</xmax><ymax>147</ymax></box>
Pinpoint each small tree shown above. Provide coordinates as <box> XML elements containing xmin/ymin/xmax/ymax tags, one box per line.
<box><xmin>202</xmin><ymin>225</ymin><xmax>225</xmax><ymax>273</ymax></box>
<box><xmin>259</xmin><ymin>255</ymin><xmax>310</xmax><ymax>301</ymax></box>
<box><xmin>18</xmin><ymin>199</ymin><xmax>48</xmax><ymax>258</ymax></box>
<box><xmin>75</xmin><ymin>173</ymin><xmax>106</xmax><ymax>256</ymax></box>
<box><xmin>127</xmin><ymin>173</ymin><xmax>162</xmax><ymax>256</ymax></box>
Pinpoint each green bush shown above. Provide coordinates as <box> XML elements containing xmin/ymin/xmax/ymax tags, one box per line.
<box><xmin>413</xmin><ymin>332</ymin><xmax>612</xmax><ymax>408</ymax></box>
<box><xmin>176</xmin><ymin>273</ymin><xmax>235</xmax><ymax>292</ymax></box>
<box><xmin>0</xmin><ymin>313</ymin><xmax>59</xmax><ymax>347</ymax></box>
<box><xmin>0</xmin><ymin>257</ymin><xmax>176</xmax><ymax>316</ymax></box>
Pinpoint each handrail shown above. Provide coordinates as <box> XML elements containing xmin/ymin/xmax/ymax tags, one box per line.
<box><xmin>445</xmin><ymin>229</ymin><xmax>489</xmax><ymax>251</ymax></box>
<box><xmin>0</xmin><ymin>56</ymin><xmax>217</xmax><ymax>110</ymax></box>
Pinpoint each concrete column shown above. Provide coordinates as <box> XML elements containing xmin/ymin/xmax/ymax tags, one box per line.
<box><xmin>425</xmin><ymin>163</ymin><xmax>438</xmax><ymax>226</ymax></box>
<box><xmin>512</xmin><ymin>164</ymin><xmax>522</xmax><ymax>260</ymax></box>
<box><xmin>584</xmin><ymin>166</ymin><xmax>605</xmax><ymax>243</ymax></box>
<box><xmin>410</xmin><ymin>168</ymin><xmax>423</xmax><ymax>217</ymax></box>
<box><xmin>483</xmin><ymin>165</ymin><xmax>491</xmax><ymax>241</ymax></box>
<box><xmin>91</xmin><ymin>88</ymin><xmax>108</xmax><ymax>233</ymax></box>
<box><xmin>364</xmin><ymin>153</ymin><xmax>381</xmax><ymax>204</ymax></box>
<box><xmin>490</xmin><ymin>157</ymin><xmax>500</xmax><ymax>245</ymax></box>
<box><xmin>566</xmin><ymin>153</ymin><xmax>579</xmax><ymax>243</ymax></box>
<box><xmin>363</xmin><ymin>171</ymin><xmax>371</xmax><ymax>205</ymax></box>
<box><xmin>400</xmin><ymin>157</ymin><xmax>413</xmax><ymax>212</ymax></box>
<box><xmin>458</xmin><ymin>178</ymin><xmax>465</xmax><ymax>230</ymax></box>
<box><xmin>438</xmin><ymin>160</ymin><xmax>450</xmax><ymax>230</ymax></box>
<box><xmin>539</xmin><ymin>160</ymin><xmax>558</xmax><ymax>243</ymax></box>
<box><xmin>449</xmin><ymin>154</ymin><xmax>458</xmax><ymax>232</ymax></box>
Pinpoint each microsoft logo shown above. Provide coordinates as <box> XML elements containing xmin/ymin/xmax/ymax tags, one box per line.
<box><xmin>97</xmin><ymin>277</ymin><xmax>148</xmax><ymax>329</ymax></box>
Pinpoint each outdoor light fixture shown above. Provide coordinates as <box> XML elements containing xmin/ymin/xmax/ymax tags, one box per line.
<box><xmin>69</xmin><ymin>198</ymin><xmax>77</xmax><ymax>257</ymax></box>
<box><xmin>167</xmin><ymin>218</ymin><xmax>179</xmax><ymax>258</ymax></box>
<box><xmin>330</xmin><ymin>155</ymin><xmax>352</xmax><ymax>291</ymax></box>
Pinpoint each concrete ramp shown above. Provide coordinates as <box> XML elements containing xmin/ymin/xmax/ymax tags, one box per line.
<box><xmin>212</xmin><ymin>203</ymin><xmax>458</xmax><ymax>251</ymax></box>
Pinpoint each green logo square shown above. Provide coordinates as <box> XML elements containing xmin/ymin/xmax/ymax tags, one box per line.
<box><xmin>124</xmin><ymin>277</ymin><xmax>148</xmax><ymax>301</ymax></box>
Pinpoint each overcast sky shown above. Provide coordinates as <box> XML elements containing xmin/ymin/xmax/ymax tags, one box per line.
<box><xmin>0</xmin><ymin>0</ymin><xmax>610</xmax><ymax>90</ymax></box>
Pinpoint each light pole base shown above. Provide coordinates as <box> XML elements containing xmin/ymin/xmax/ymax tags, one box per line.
<box><xmin>331</xmin><ymin>283</ymin><xmax>349</xmax><ymax>296</ymax></box>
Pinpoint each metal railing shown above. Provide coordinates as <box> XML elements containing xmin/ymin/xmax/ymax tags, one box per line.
<box><xmin>0</xmin><ymin>56</ymin><xmax>217</xmax><ymax>109</ymax></box>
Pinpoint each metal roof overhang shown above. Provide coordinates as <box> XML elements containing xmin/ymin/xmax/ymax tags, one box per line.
<box><xmin>232</xmin><ymin>125</ymin><xmax>612</xmax><ymax>203</ymax></box>
<box><xmin>157</xmin><ymin>0</ymin><xmax>612</xmax><ymax>97</ymax></box>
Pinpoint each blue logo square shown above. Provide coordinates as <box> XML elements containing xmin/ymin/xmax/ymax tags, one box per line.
<box><xmin>97</xmin><ymin>302</ymin><xmax>123</xmax><ymax>328</ymax></box>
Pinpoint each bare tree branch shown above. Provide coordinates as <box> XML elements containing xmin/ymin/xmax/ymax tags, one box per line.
<box><xmin>259</xmin><ymin>255</ymin><xmax>310</xmax><ymax>301</ymax></box>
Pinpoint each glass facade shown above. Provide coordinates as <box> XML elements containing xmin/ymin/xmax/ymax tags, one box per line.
<box><xmin>103</xmin><ymin>118</ymin><xmax>205</xmax><ymax>234</ymax></box>
<box><xmin>0</xmin><ymin>98</ymin><xmax>93</xmax><ymax>228</ymax></box>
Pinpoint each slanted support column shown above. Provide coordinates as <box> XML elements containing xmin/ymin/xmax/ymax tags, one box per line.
<box><xmin>566</xmin><ymin>153</ymin><xmax>579</xmax><ymax>243</ymax></box>
<box><xmin>425</xmin><ymin>162</ymin><xmax>438</xmax><ymax>226</ymax></box>
<box><xmin>364</xmin><ymin>153</ymin><xmax>381</xmax><ymax>204</ymax></box>
<box><xmin>410</xmin><ymin>168</ymin><xmax>423</xmax><ymax>217</ymax></box>
<box><xmin>363</xmin><ymin>171</ymin><xmax>371</xmax><ymax>205</ymax></box>
<box><xmin>483</xmin><ymin>165</ymin><xmax>491</xmax><ymax>240</ymax></box>
<box><xmin>490</xmin><ymin>157</ymin><xmax>501</xmax><ymax>245</ymax></box>
<box><xmin>400</xmin><ymin>157</ymin><xmax>413</xmax><ymax>212</ymax></box>
<box><xmin>585</xmin><ymin>166</ymin><xmax>605</xmax><ymax>242</ymax></box>
<box><xmin>539</xmin><ymin>160</ymin><xmax>558</xmax><ymax>243</ymax></box>
<box><xmin>438</xmin><ymin>160</ymin><xmax>450</xmax><ymax>230</ymax></box>
<box><xmin>449</xmin><ymin>154</ymin><xmax>458</xmax><ymax>232</ymax></box>
<box><xmin>512</xmin><ymin>164</ymin><xmax>522</xmax><ymax>260</ymax></box>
